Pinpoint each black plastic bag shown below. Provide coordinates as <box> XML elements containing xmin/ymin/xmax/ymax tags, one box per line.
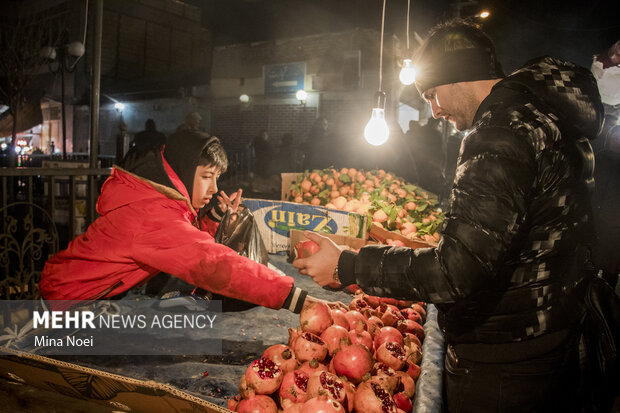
<box><xmin>210</xmin><ymin>205</ymin><xmax>269</xmax><ymax>311</ymax></box>
<box><xmin>214</xmin><ymin>205</ymin><xmax>269</xmax><ymax>266</ymax></box>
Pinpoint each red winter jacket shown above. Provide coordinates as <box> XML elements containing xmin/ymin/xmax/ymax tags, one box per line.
<box><xmin>40</xmin><ymin>163</ymin><xmax>295</xmax><ymax>309</ymax></box>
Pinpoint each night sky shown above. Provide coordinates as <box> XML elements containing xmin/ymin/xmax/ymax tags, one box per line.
<box><xmin>198</xmin><ymin>0</ymin><xmax>618</xmax><ymax>72</ymax></box>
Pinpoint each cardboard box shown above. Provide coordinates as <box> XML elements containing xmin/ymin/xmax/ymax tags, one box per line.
<box><xmin>243</xmin><ymin>198</ymin><xmax>368</xmax><ymax>254</ymax></box>
<box><xmin>369</xmin><ymin>222</ymin><xmax>437</xmax><ymax>249</ymax></box>
<box><xmin>0</xmin><ymin>347</ymin><xmax>228</xmax><ymax>412</ymax></box>
<box><xmin>289</xmin><ymin>228</ymin><xmax>371</xmax><ymax>258</ymax></box>
<box><xmin>280</xmin><ymin>172</ymin><xmax>299</xmax><ymax>201</ymax></box>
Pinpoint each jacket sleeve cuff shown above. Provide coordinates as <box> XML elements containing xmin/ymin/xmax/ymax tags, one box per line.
<box><xmin>205</xmin><ymin>202</ymin><xmax>225</xmax><ymax>223</ymax></box>
<box><xmin>282</xmin><ymin>286</ymin><xmax>308</xmax><ymax>313</ymax></box>
<box><xmin>338</xmin><ymin>250</ymin><xmax>357</xmax><ymax>286</ymax></box>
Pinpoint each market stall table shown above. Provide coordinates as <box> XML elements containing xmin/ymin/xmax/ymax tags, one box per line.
<box><xmin>0</xmin><ymin>254</ymin><xmax>444</xmax><ymax>412</ymax></box>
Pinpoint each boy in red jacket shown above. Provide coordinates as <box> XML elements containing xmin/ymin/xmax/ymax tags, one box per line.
<box><xmin>41</xmin><ymin>131</ymin><xmax>317</xmax><ymax>313</ymax></box>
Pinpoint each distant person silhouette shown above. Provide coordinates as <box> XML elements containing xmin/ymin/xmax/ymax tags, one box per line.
<box><xmin>133</xmin><ymin>119</ymin><xmax>167</xmax><ymax>150</ymax></box>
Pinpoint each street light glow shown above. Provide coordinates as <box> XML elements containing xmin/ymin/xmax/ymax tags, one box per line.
<box><xmin>480</xmin><ymin>10</ymin><xmax>490</xmax><ymax>18</ymax></box>
<box><xmin>114</xmin><ymin>102</ymin><xmax>125</xmax><ymax>112</ymax></box>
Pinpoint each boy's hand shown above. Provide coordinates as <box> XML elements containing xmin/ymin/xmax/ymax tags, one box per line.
<box><xmin>217</xmin><ymin>189</ymin><xmax>242</xmax><ymax>213</ymax></box>
<box><xmin>303</xmin><ymin>295</ymin><xmax>348</xmax><ymax>312</ymax></box>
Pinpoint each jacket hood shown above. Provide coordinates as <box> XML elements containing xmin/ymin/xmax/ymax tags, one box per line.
<box><xmin>96</xmin><ymin>167</ymin><xmax>191</xmax><ymax>216</ymax></box>
<box><xmin>499</xmin><ymin>56</ymin><xmax>604</xmax><ymax>139</ymax></box>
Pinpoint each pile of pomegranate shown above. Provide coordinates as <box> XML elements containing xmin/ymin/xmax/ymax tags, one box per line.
<box><xmin>227</xmin><ymin>292</ymin><xmax>427</xmax><ymax>413</ymax></box>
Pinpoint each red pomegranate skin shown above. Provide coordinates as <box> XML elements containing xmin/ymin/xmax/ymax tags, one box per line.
<box><xmin>344</xmin><ymin>310</ymin><xmax>367</xmax><ymax>331</ymax></box>
<box><xmin>393</xmin><ymin>392</ymin><xmax>413</xmax><ymax>413</ymax></box>
<box><xmin>300</xmin><ymin>396</ymin><xmax>346</xmax><ymax>413</ymax></box>
<box><xmin>320</xmin><ymin>324</ymin><xmax>351</xmax><ymax>356</ymax></box>
<box><xmin>371</xmin><ymin>362</ymin><xmax>400</xmax><ymax>393</ymax></box>
<box><xmin>332</xmin><ymin>343</ymin><xmax>374</xmax><ymax>384</ymax></box>
<box><xmin>405</xmin><ymin>361</ymin><xmax>421</xmax><ymax>381</ymax></box>
<box><xmin>297</xmin><ymin>359</ymin><xmax>328</xmax><ymax>377</ymax></box>
<box><xmin>375</xmin><ymin>341</ymin><xmax>407</xmax><ymax>371</ymax></box>
<box><xmin>282</xmin><ymin>403</ymin><xmax>304</xmax><ymax>413</ymax></box>
<box><xmin>374</xmin><ymin>326</ymin><xmax>404</xmax><ymax>349</ymax></box>
<box><xmin>299</xmin><ymin>300</ymin><xmax>333</xmax><ymax>335</ymax></box>
<box><xmin>295</xmin><ymin>240</ymin><xmax>320</xmax><ymax>258</ymax></box>
<box><xmin>348</xmin><ymin>326</ymin><xmax>373</xmax><ymax>350</ymax></box>
<box><xmin>279</xmin><ymin>370</ymin><xmax>310</xmax><ymax>406</ymax></box>
<box><xmin>349</xmin><ymin>296</ymin><xmax>370</xmax><ymax>312</ymax></box>
<box><xmin>245</xmin><ymin>357</ymin><xmax>283</xmax><ymax>395</ymax></box>
<box><xmin>306</xmin><ymin>371</ymin><xmax>346</xmax><ymax>404</ymax></box>
<box><xmin>293</xmin><ymin>332</ymin><xmax>328</xmax><ymax>363</ymax></box>
<box><xmin>236</xmin><ymin>394</ymin><xmax>279</xmax><ymax>413</ymax></box>
<box><xmin>331</xmin><ymin>309</ymin><xmax>349</xmax><ymax>329</ymax></box>
<box><xmin>395</xmin><ymin>371</ymin><xmax>416</xmax><ymax>398</ymax></box>
<box><xmin>366</xmin><ymin>316</ymin><xmax>385</xmax><ymax>337</ymax></box>
<box><xmin>262</xmin><ymin>344</ymin><xmax>299</xmax><ymax>375</ymax></box>
<box><xmin>354</xmin><ymin>381</ymin><xmax>398</xmax><ymax>413</ymax></box>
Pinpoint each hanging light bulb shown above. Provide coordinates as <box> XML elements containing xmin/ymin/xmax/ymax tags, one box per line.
<box><xmin>363</xmin><ymin>0</ymin><xmax>389</xmax><ymax>146</ymax></box>
<box><xmin>364</xmin><ymin>91</ymin><xmax>389</xmax><ymax>146</ymax></box>
<box><xmin>399</xmin><ymin>59</ymin><xmax>416</xmax><ymax>85</ymax></box>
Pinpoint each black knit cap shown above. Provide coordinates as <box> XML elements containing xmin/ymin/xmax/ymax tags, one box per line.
<box><xmin>164</xmin><ymin>130</ymin><xmax>220</xmax><ymax>198</ymax></box>
<box><xmin>414</xmin><ymin>20</ymin><xmax>504</xmax><ymax>95</ymax></box>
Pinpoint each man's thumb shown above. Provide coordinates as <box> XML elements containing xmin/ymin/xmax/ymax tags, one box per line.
<box><xmin>303</xmin><ymin>230</ymin><xmax>327</xmax><ymax>245</ymax></box>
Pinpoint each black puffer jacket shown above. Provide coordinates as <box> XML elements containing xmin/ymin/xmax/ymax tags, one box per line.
<box><xmin>338</xmin><ymin>57</ymin><xmax>604</xmax><ymax>344</ymax></box>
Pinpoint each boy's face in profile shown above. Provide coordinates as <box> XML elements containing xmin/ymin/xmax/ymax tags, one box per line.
<box><xmin>192</xmin><ymin>164</ymin><xmax>221</xmax><ymax>209</ymax></box>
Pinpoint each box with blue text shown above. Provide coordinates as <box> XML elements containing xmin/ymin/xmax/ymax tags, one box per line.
<box><xmin>243</xmin><ymin>199</ymin><xmax>368</xmax><ymax>254</ymax></box>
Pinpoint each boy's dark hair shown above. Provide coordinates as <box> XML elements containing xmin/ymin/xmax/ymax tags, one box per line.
<box><xmin>414</xmin><ymin>18</ymin><xmax>504</xmax><ymax>94</ymax></box>
<box><xmin>198</xmin><ymin>137</ymin><xmax>228</xmax><ymax>173</ymax></box>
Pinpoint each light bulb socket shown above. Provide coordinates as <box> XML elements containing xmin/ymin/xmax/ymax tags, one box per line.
<box><xmin>373</xmin><ymin>91</ymin><xmax>387</xmax><ymax>109</ymax></box>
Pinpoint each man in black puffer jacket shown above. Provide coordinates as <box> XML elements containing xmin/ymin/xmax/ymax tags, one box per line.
<box><xmin>293</xmin><ymin>20</ymin><xmax>606</xmax><ymax>413</ymax></box>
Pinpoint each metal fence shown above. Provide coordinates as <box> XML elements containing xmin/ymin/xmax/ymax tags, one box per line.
<box><xmin>0</xmin><ymin>166</ymin><xmax>111</xmax><ymax>299</ymax></box>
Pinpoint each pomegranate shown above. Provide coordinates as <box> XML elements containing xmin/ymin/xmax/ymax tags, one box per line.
<box><xmin>238</xmin><ymin>374</ymin><xmax>253</xmax><ymax>399</ymax></box>
<box><xmin>331</xmin><ymin>309</ymin><xmax>349</xmax><ymax>329</ymax></box>
<box><xmin>342</xmin><ymin>381</ymin><xmax>357</xmax><ymax>412</ymax></box>
<box><xmin>403</xmin><ymin>332</ymin><xmax>422</xmax><ymax>349</ymax></box>
<box><xmin>403</xmin><ymin>340</ymin><xmax>423</xmax><ymax>365</ymax></box>
<box><xmin>363</xmin><ymin>294</ymin><xmax>382</xmax><ymax>308</ymax></box>
<box><xmin>393</xmin><ymin>392</ymin><xmax>413</xmax><ymax>413</ymax></box>
<box><xmin>400</xmin><ymin>308</ymin><xmax>422</xmax><ymax>324</ymax></box>
<box><xmin>300</xmin><ymin>396</ymin><xmax>345</xmax><ymax>413</ymax></box>
<box><xmin>374</xmin><ymin>326</ymin><xmax>404</xmax><ymax>349</ymax></box>
<box><xmin>349</xmin><ymin>296</ymin><xmax>370</xmax><ymax>312</ymax></box>
<box><xmin>295</xmin><ymin>240</ymin><xmax>320</xmax><ymax>258</ymax></box>
<box><xmin>348</xmin><ymin>323</ymin><xmax>373</xmax><ymax>350</ymax></box>
<box><xmin>227</xmin><ymin>395</ymin><xmax>240</xmax><ymax>411</ymax></box>
<box><xmin>320</xmin><ymin>325</ymin><xmax>350</xmax><ymax>356</ymax></box>
<box><xmin>332</xmin><ymin>343</ymin><xmax>374</xmax><ymax>384</ymax></box>
<box><xmin>262</xmin><ymin>344</ymin><xmax>298</xmax><ymax>375</ymax></box>
<box><xmin>293</xmin><ymin>332</ymin><xmax>328</xmax><ymax>363</ymax></box>
<box><xmin>298</xmin><ymin>359</ymin><xmax>328</xmax><ymax>377</ymax></box>
<box><xmin>279</xmin><ymin>370</ymin><xmax>310</xmax><ymax>407</ymax></box>
<box><xmin>405</xmin><ymin>361</ymin><xmax>421</xmax><ymax>381</ymax></box>
<box><xmin>361</xmin><ymin>307</ymin><xmax>382</xmax><ymax>320</ymax></box>
<box><xmin>366</xmin><ymin>316</ymin><xmax>385</xmax><ymax>337</ymax></box>
<box><xmin>371</xmin><ymin>362</ymin><xmax>400</xmax><ymax>392</ymax></box>
<box><xmin>394</xmin><ymin>371</ymin><xmax>416</xmax><ymax>398</ymax></box>
<box><xmin>236</xmin><ymin>394</ymin><xmax>279</xmax><ymax>413</ymax></box>
<box><xmin>299</xmin><ymin>301</ymin><xmax>333</xmax><ymax>335</ymax></box>
<box><xmin>344</xmin><ymin>310</ymin><xmax>366</xmax><ymax>331</ymax></box>
<box><xmin>307</xmin><ymin>371</ymin><xmax>346</xmax><ymax>404</ymax></box>
<box><xmin>354</xmin><ymin>381</ymin><xmax>397</xmax><ymax>413</ymax></box>
<box><xmin>245</xmin><ymin>357</ymin><xmax>283</xmax><ymax>395</ymax></box>
<box><xmin>411</xmin><ymin>303</ymin><xmax>426</xmax><ymax>322</ymax></box>
<box><xmin>375</xmin><ymin>342</ymin><xmax>407</xmax><ymax>371</ymax></box>
<box><xmin>288</xmin><ymin>328</ymin><xmax>300</xmax><ymax>347</ymax></box>
<box><xmin>381</xmin><ymin>305</ymin><xmax>405</xmax><ymax>327</ymax></box>
<box><xmin>406</xmin><ymin>319</ymin><xmax>425</xmax><ymax>342</ymax></box>
<box><xmin>283</xmin><ymin>403</ymin><xmax>304</xmax><ymax>413</ymax></box>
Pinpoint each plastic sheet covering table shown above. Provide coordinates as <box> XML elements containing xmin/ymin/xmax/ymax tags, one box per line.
<box><xmin>0</xmin><ymin>254</ymin><xmax>445</xmax><ymax>412</ymax></box>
